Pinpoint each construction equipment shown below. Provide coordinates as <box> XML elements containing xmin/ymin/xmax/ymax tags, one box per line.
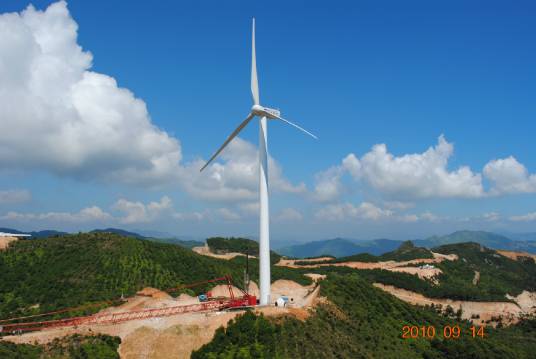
<box><xmin>0</xmin><ymin>275</ymin><xmax>256</xmax><ymax>334</ymax></box>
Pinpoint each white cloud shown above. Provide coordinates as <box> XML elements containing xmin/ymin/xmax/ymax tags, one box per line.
<box><xmin>509</xmin><ymin>212</ymin><xmax>536</xmax><ymax>222</ymax></box>
<box><xmin>315</xmin><ymin>202</ymin><xmax>393</xmax><ymax>221</ymax></box>
<box><xmin>312</xmin><ymin>166</ymin><xmax>345</xmax><ymax>202</ymax></box>
<box><xmin>484</xmin><ymin>156</ymin><xmax>536</xmax><ymax>195</ymax></box>
<box><xmin>0</xmin><ymin>2</ymin><xmax>182</xmax><ymax>186</ymax></box>
<box><xmin>1</xmin><ymin>206</ymin><xmax>111</xmax><ymax>222</ymax></box>
<box><xmin>113</xmin><ymin>196</ymin><xmax>171</xmax><ymax>224</ymax></box>
<box><xmin>0</xmin><ymin>2</ymin><xmax>303</xmax><ymax>203</ymax></box>
<box><xmin>345</xmin><ymin>135</ymin><xmax>484</xmax><ymax>199</ymax></box>
<box><xmin>0</xmin><ymin>189</ymin><xmax>31</xmax><ymax>204</ymax></box>
<box><xmin>275</xmin><ymin>208</ymin><xmax>303</xmax><ymax>222</ymax></box>
<box><xmin>320</xmin><ymin>136</ymin><xmax>536</xmax><ymax>201</ymax></box>
<box><xmin>179</xmin><ymin>138</ymin><xmax>305</xmax><ymax>202</ymax></box>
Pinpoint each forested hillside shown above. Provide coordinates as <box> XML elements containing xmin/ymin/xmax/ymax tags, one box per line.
<box><xmin>193</xmin><ymin>273</ymin><xmax>536</xmax><ymax>358</ymax></box>
<box><xmin>295</xmin><ymin>241</ymin><xmax>434</xmax><ymax>265</ymax></box>
<box><xmin>317</xmin><ymin>242</ymin><xmax>536</xmax><ymax>302</ymax></box>
<box><xmin>0</xmin><ymin>233</ymin><xmax>308</xmax><ymax>321</ymax></box>
<box><xmin>0</xmin><ymin>335</ymin><xmax>120</xmax><ymax>359</ymax></box>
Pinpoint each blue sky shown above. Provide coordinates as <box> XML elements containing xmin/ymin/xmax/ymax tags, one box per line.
<box><xmin>0</xmin><ymin>0</ymin><xmax>535</xmax><ymax>242</ymax></box>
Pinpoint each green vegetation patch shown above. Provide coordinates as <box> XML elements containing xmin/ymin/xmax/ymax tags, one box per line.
<box><xmin>206</xmin><ymin>237</ymin><xmax>282</xmax><ymax>263</ymax></box>
<box><xmin>0</xmin><ymin>233</ymin><xmax>309</xmax><ymax>321</ymax></box>
<box><xmin>193</xmin><ymin>273</ymin><xmax>536</xmax><ymax>358</ymax></box>
<box><xmin>294</xmin><ymin>241</ymin><xmax>433</xmax><ymax>265</ymax></box>
<box><xmin>0</xmin><ymin>334</ymin><xmax>120</xmax><ymax>359</ymax></box>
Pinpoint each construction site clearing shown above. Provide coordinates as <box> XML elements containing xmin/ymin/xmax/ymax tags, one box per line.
<box><xmin>0</xmin><ymin>236</ymin><xmax>19</xmax><ymax>250</ymax></box>
<box><xmin>374</xmin><ymin>283</ymin><xmax>536</xmax><ymax>327</ymax></box>
<box><xmin>192</xmin><ymin>244</ymin><xmax>257</xmax><ymax>260</ymax></box>
<box><xmin>1</xmin><ymin>278</ymin><xmax>321</xmax><ymax>359</ymax></box>
<box><xmin>277</xmin><ymin>252</ymin><xmax>458</xmax><ymax>282</ymax></box>
<box><xmin>278</xmin><ymin>251</ymin><xmax>536</xmax><ymax>326</ymax></box>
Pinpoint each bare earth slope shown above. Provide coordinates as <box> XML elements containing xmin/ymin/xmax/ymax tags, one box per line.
<box><xmin>4</xmin><ymin>280</ymin><xmax>320</xmax><ymax>359</ymax></box>
<box><xmin>277</xmin><ymin>252</ymin><xmax>457</xmax><ymax>281</ymax></box>
<box><xmin>374</xmin><ymin>283</ymin><xmax>536</xmax><ymax>327</ymax></box>
<box><xmin>0</xmin><ymin>236</ymin><xmax>18</xmax><ymax>250</ymax></box>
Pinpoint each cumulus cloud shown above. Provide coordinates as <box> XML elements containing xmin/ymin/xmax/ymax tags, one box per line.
<box><xmin>179</xmin><ymin>138</ymin><xmax>305</xmax><ymax>202</ymax></box>
<box><xmin>318</xmin><ymin>135</ymin><xmax>536</xmax><ymax>201</ymax></box>
<box><xmin>314</xmin><ymin>201</ymin><xmax>445</xmax><ymax>223</ymax></box>
<box><xmin>113</xmin><ymin>196</ymin><xmax>172</xmax><ymax>224</ymax></box>
<box><xmin>0</xmin><ymin>2</ymin><xmax>182</xmax><ymax>185</ymax></box>
<box><xmin>312</xmin><ymin>166</ymin><xmax>345</xmax><ymax>202</ymax></box>
<box><xmin>0</xmin><ymin>2</ymin><xmax>303</xmax><ymax>203</ymax></box>
<box><xmin>0</xmin><ymin>189</ymin><xmax>31</xmax><ymax>204</ymax></box>
<box><xmin>2</xmin><ymin>206</ymin><xmax>111</xmax><ymax>222</ymax></box>
<box><xmin>484</xmin><ymin>157</ymin><xmax>536</xmax><ymax>195</ymax></box>
<box><xmin>315</xmin><ymin>202</ymin><xmax>394</xmax><ymax>221</ymax></box>
<box><xmin>346</xmin><ymin>135</ymin><xmax>484</xmax><ymax>199</ymax></box>
<box><xmin>312</xmin><ymin>136</ymin><xmax>486</xmax><ymax>201</ymax></box>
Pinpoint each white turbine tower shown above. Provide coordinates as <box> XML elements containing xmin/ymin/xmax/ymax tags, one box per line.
<box><xmin>200</xmin><ymin>18</ymin><xmax>316</xmax><ymax>306</ymax></box>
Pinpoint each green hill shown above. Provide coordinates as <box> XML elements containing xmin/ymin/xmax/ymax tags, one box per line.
<box><xmin>295</xmin><ymin>241</ymin><xmax>433</xmax><ymax>265</ymax></box>
<box><xmin>0</xmin><ymin>233</ymin><xmax>308</xmax><ymax>321</ymax></box>
<box><xmin>2</xmin><ymin>234</ymin><xmax>536</xmax><ymax>358</ymax></box>
<box><xmin>193</xmin><ymin>273</ymin><xmax>536</xmax><ymax>358</ymax></box>
<box><xmin>0</xmin><ymin>335</ymin><xmax>120</xmax><ymax>359</ymax></box>
<box><xmin>339</xmin><ymin>242</ymin><xmax>536</xmax><ymax>302</ymax></box>
<box><xmin>207</xmin><ymin>237</ymin><xmax>282</xmax><ymax>263</ymax></box>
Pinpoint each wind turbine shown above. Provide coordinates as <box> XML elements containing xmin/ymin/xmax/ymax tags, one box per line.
<box><xmin>200</xmin><ymin>18</ymin><xmax>317</xmax><ymax>306</ymax></box>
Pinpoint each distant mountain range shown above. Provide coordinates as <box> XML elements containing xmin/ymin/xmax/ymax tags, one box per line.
<box><xmin>277</xmin><ymin>230</ymin><xmax>536</xmax><ymax>258</ymax></box>
<box><xmin>0</xmin><ymin>227</ymin><xmax>204</xmax><ymax>249</ymax></box>
<box><xmin>277</xmin><ymin>238</ymin><xmax>402</xmax><ymax>258</ymax></box>
<box><xmin>0</xmin><ymin>227</ymin><xmax>68</xmax><ymax>238</ymax></box>
<box><xmin>90</xmin><ymin>228</ymin><xmax>146</xmax><ymax>238</ymax></box>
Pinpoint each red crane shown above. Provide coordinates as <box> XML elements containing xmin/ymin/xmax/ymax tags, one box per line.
<box><xmin>0</xmin><ymin>275</ymin><xmax>256</xmax><ymax>334</ymax></box>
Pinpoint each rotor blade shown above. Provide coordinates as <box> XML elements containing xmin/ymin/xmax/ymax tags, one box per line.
<box><xmin>272</xmin><ymin>114</ymin><xmax>318</xmax><ymax>139</ymax></box>
<box><xmin>200</xmin><ymin>113</ymin><xmax>255</xmax><ymax>172</ymax></box>
<box><xmin>251</xmin><ymin>18</ymin><xmax>260</xmax><ymax>105</ymax></box>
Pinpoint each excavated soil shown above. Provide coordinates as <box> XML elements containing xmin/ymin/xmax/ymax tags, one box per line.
<box><xmin>192</xmin><ymin>244</ymin><xmax>256</xmax><ymax>260</ymax></box>
<box><xmin>278</xmin><ymin>252</ymin><xmax>457</xmax><ymax>282</ymax></box>
<box><xmin>3</xmin><ymin>280</ymin><xmax>320</xmax><ymax>359</ymax></box>
<box><xmin>0</xmin><ymin>236</ymin><xmax>18</xmax><ymax>250</ymax></box>
<box><xmin>304</xmin><ymin>273</ymin><xmax>327</xmax><ymax>282</ymax></box>
<box><xmin>497</xmin><ymin>250</ymin><xmax>536</xmax><ymax>262</ymax></box>
<box><xmin>374</xmin><ymin>283</ymin><xmax>536</xmax><ymax>327</ymax></box>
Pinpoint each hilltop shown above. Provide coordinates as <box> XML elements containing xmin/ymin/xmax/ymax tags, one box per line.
<box><xmin>1</xmin><ymin>234</ymin><xmax>535</xmax><ymax>358</ymax></box>
<box><xmin>0</xmin><ymin>233</ymin><xmax>308</xmax><ymax>322</ymax></box>
<box><xmin>415</xmin><ymin>231</ymin><xmax>536</xmax><ymax>253</ymax></box>
<box><xmin>194</xmin><ymin>273</ymin><xmax>536</xmax><ymax>358</ymax></box>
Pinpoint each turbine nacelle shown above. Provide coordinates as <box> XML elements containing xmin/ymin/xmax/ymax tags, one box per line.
<box><xmin>251</xmin><ymin>104</ymin><xmax>281</xmax><ymax>119</ymax></box>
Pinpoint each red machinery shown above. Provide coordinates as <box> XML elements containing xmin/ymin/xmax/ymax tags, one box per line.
<box><xmin>0</xmin><ymin>275</ymin><xmax>256</xmax><ymax>334</ymax></box>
